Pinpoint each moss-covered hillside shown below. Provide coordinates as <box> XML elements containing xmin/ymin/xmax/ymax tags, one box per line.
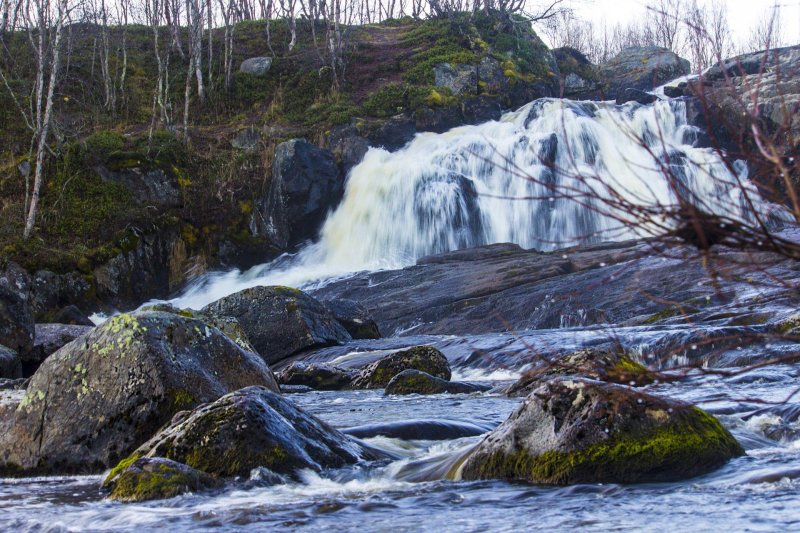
<box><xmin>0</xmin><ymin>12</ymin><xmax>556</xmax><ymax>300</ymax></box>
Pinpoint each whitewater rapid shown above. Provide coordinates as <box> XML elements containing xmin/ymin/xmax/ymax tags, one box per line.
<box><xmin>171</xmin><ymin>97</ymin><xmax>764</xmax><ymax>309</ymax></box>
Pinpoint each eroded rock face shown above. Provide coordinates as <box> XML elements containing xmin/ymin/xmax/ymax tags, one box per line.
<box><xmin>505</xmin><ymin>348</ymin><xmax>655</xmax><ymax>397</ymax></box>
<box><xmin>203</xmin><ymin>286</ymin><xmax>351</xmax><ymax>365</ymax></box>
<box><xmin>277</xmin><ymin>362</ymin><xmax>355</xmax><ymax>391</ymax></box>
<box><xmin>351</xmin><ymin>346</ymin><xmax>451</xmax><ymax>389</ymax></box>
<box><xmin>0</xmin><ymin>310</ymin><xmax>278</xmax><ymax>476</ymax></box>
<box><xmin>103</xmin><ymin>457</ymin><xmax>220</xmax><ymax>502</ymax></box>
<box><xmin>0</xmin><ymin>261</ymin><xmax>34</xmax><ymax>356</ymax></box>
<box><xmin>601</xmin><ymin>46</ymin><xmax>690</xmax><ymax>99</ymax></box>
<box><xmin>261</xmin><ymin>139</ymin><xmax>343</xmax><ymax>249</ymax></box>
<box><xmin>123</xmin><ymin>386</ymin><xmax>383</xmax><ymax>478</ymax></box>
<box><xmin>456</xmin><ymin>379</ymin><xmax>743</xmax><ymax>484</ymax></box>
<box><xmin>385</xmin><ymin>370</ymin><xmax>489</xmax><ymax>395</ymax></box>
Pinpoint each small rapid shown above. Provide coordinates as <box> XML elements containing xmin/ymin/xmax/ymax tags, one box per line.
<box><xmin>171</xmin><ymin>97</ymin><xmax>766</xmax><ymax>309</ymax></box>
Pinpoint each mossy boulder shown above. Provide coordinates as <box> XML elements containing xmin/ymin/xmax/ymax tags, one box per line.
<box><xmin>0</xmin><ymin>261</ymin><xmax>34</xmax><ymax>356</ymax></box>
<box><xmin>506</xmin><ymin>348</ymin><xmax>656</xmax><ymax>397</ymax></box>
<box><xmin>322</xmin><ymin>299</ymin><xmax>381</xmax><ymax>339</ymax></box>
<box><xmin>454</xmin><ymin>379</ymin><xmax>744</xmax><ymax>484</ymax></box>
<box><xmin>122</xmin><ymin>386</ymin><xmax>384</xmax><ymax>478</ymax></box>
<box><xmin>103</xmin><ymin>457</ymin><xmax>220</xmax><ymax>502</ymax></box>
<box><xmin>202</xmin><ymin>286</ymin><xmax>352</xmax><ymax>365</ymax></box>
<box><xmin>0</xmin><ymin>310</ymin><xmax>278</xmax><ymax>476</ymax></box>
<box><xmin>385</xmin><ymin>369</ymin><xmax>490</xmax><ymax>395</ymax></box>
<box><xmin>277</xmin><ymin>362</ymin><xmax>355</xmax><ymax>391</ymax></box>
<box><xmin>351</xmin><ymin>345</ymin><xmax>451</xmax><ymax>389</ymax></box>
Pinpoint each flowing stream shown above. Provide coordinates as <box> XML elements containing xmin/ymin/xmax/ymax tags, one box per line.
<box><xmin>171</xmin><ymin>97</ymin><xmax>765</xmax><ymax>309</ymax></box>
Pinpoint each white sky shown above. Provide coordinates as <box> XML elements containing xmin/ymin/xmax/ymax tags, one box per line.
<box><xmin>564</xmin><ymin>0</ymin><xmax>800</xmax><ymax>46</ymax></box>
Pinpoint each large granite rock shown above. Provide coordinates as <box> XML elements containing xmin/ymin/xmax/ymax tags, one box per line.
<box><xmin>0</xmin><ymin>310</ymin><xmax>278</xmax><ymax>476</ymax></box>
<box><xmin>601</xmin><ymin>46</ymin><xmax>690</xmax><ymax>99</ymax></box>
<box><xmin>454</xmin><ymin>379</ymin><xmax>744</xmax><ymax>484</ymax></box>
<box><xmin>202</xmin><ymin>286</ymin><xmax>352</xmax><ymax>365</ymax></box>
<box><xmin>260</xmin><ymin>139</ymin><xmax>343</xmax><ymax>249</ymax></box>
<box><xmin>119</xmin><ymin>386</ymin><xmax>383</xmax><ymax>478</ymax></box>
<box><xmin>0</xmin><ymin>261</ymin><xmax>34</xmax><ymax>356</ymax></box>
<box><xmin>351</xmin><ymin>345</ymin><xmax>451</xmax><ymax>389</ymax></box>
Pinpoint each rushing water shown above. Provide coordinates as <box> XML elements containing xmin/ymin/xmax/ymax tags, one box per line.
<box><xmin>170</xmin><ymin>97</ymin><xmax>769</xmax><ymax>310</ymax></box>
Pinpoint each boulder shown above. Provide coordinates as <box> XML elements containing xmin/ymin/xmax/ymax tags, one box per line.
<box><xmin>322</xmin><ymin>299</ymin><xmax>380</xmax><ymax>339</ymax></box>
<box><xmin>454</xmin><ymin>379</ymin><xmax>744</xmax><ymax>484</ymax></box>
<box><xmin>601</xmin><ymin>46</ymin><xmax>690</xmax><ymax>99</ymax></box>
<box><xmin>0</xmin><ymin>261</ymin><xmax>34</xmax><ymax>355</ymax></box>
<box><xmin>0</xmin><ymin>345</ymin><xmax>21</xmax><ymax>379</ymax></box>
<box><xmin>103</xmin><ymin>457</ymin><xmax>220</xmax><ymax>502</ymax></box>
<box><xmin>120</xmin><ymin>386</ymin><xmax>383</xmax><ymax>478</ymax></box>
<box><xmin>351</xmin><ymin>345</ymin><xmax>451</xmax><ymax>389</ymax></box>
<box><xmin>231</xmin><ymin>127</ymin><xmax>261</xmax><ymax>151</ymax></box>
<box><xmin>616</xmin><ymin>88</ymin><xmax>658</xmax><ymax>105</ymax></box>
<box><xmin>30</xmin><ymin>270</ymin><xmax>93</xmax><ymax>322</ymax></box>
<box><xmin>364</xmin><ymin>116</ymin><xmax>417</xmax><ymax>152</ymax></box>
<box><xmin>385</xmin><ymin>369</ymin><xmax>490</xmax><ymax>395</ymax></box>
<box><xmin>277</xmin><ymin>361</ymin><xmax>354</xmax><ymax>391</ymax></box>
<box><xmin>328</xmin><ymin>125</ymin><xmax>370</xmax><ymax>172</ymax></box>
<box><xmin>553</xmin><ymin>47</ymin><xmax>602</xmax><ymax>99</ymax></box>
<box><xmin>261</xmin><ymin>139</ymin><xmax>343</xmax><ymax>249</ymax></box>
<box><xmin>25</xmin><ymin>324</ymin><xmax>93</xmax><ymax>376</ymax></box>
<box><xmin>344</xmin><ymin>418</ymin><xmax>492</xmax><ymax>440</ymax></box>
<box><xmin>203</xmin><ymin>286</ymin><xmax>351</xmax><ymax>365</ymax></box>
<box><xmin>0</xmin><ymin>310</ymin><xmax>278</xmax><ymax>476</ymax></box>
<box><xmin>461</xmin><ymin>95</ymin><xmax>502</xmax><ymax>124</ymax></box>
<box><xmin>239</xmin><ymin>57</ymin><xmax>272</xmax><ymax>76</ymax></box>
<box><xmin>505</xmin><ymin>348</ymin><xmax>656</xmax><ymax>397</ymax></box>
<box><xmin>94</xmin><ymin>163</ymin><xmax>182</xmax><ymax>208</ymax></box>
<box><xmin>49</xmin><ymin>305</ymin><xmax>94</xmax><ymax>326</ymax></box>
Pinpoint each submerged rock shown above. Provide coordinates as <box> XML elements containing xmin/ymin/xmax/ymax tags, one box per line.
<box><xmin>203</xmin><ymin>286</ymin><xmax>351</xmax><ymax>365</ymax></box>
<box><xmin>322</xmin><ymin>299</ymin><xmax>381</xmax><ymax>339</ymax></box>
<box><xmin>385</xmin><ymin>369</ymin><xmax>489</xmax><ymax>395</ymax></box>
<box><xmin>505</xmin><ymin>348</ymin><xmax>656</xmax><ymax>397</ymax></box>
<box><xmin>351</xmin><ymin>346</ymin><xmax>451</xmax><ymax>389</ymax></box>
<box><xmin>121</xmin><ymin>386</ymin><xmax>382</xmax><ymax>478</ymax></box>
<box><xmin>0</xmin><ymin>310</ymin><xmax>278</xmax><ymax>476</ymax></box>
<box><xmin>343</xmin><ymin>418</ymin><xmax>492</xmax><ymax>440</ymax></box>
<box><xmin>277</xmin><ymin>361</ymin><xmax>355</xmax><ymax>391</ymax></box>
<box><xmin>103</xmin><ymin>457</ymin><xmax>220</xmax><ymax>502</ymax></box>
<box><xmin>455</xmin><ymin>379</ymin><xmax>744</xmax><ymax>484</ymax></box>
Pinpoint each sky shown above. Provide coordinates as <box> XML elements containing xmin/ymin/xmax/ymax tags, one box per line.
<box><xmin>563</xmin><ymin>0</ymin><xmax>800</xmax><ymax>47</ymax></box>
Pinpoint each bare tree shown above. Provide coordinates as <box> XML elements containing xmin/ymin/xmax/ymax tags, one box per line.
<box><xmin>745</xmin><ymin>2</ymin><xmax>784</xmax><ymax>53</ymax></box>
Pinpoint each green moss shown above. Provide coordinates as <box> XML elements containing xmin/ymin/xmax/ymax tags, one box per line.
<box><xmin>84</xmin><ymin>131</ymin><xmax>125</xmax><ymax>162</ymax></box>
<box><xmin>472</xmin><ymin>408</ymin><xmax>743</xmax><ymax>484</ymax></box>
<box><xmin>607</xmin><ymin>355</ymin><xmax>655</xmax><ymax>385</ymax></box>
<box><xmin>109</xmin><ymin>461</ymin><xmax>206</xmax><ymax>502</ymax></box>
<box><xmin>169</xmin><ymin>389</ymin><xmax>197</xmax><ymax>411</ymax></box>
<box><xmin>104</xmin><ymin>452</ymin><xmax>142</xmax><ymax>485</ymax></box>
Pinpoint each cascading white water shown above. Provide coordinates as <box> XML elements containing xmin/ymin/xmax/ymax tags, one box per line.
<box><xmin>172</xmin><ymin>97</ymin><xmax>765</xmax><ymax>309</ymax></box>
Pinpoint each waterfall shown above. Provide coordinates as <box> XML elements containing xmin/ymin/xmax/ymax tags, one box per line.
<box><xmin>171</xmin><ymin>97</ymin><xmax>766</xmax><ymax>309</ymax></box>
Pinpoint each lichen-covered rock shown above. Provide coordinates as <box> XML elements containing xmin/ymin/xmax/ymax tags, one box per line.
<box><xmin>203</xmin><ymin>286</ymin><xmax>351</xmax><ymax>365</ymax></box>
<box><xmin>351</xmin><ymin>346</ymin><xmax>451</xmax><ymax>389</ymax></box>
<box><xmin>505</xmin><ymin>348</ymin><xmax>655</xmax><ymax>397</ymax></box>
<box><xmin>0</xmin><ymin>345</ymin><xmax>22</xmax><ymax>379</ymax></box>
<box><xmin>103</xmin><ymin>457</ymin><xmax>220</xmax><ymax>502</ymax></box>
<box><xmin>123</xmin><ymin>386</ymin><xmax>383</xmax><ymax>478</ymax></box>
<box><xmin>322</xmin><ymin>299</ymin><xmax>381</xmax><ymax>339</ymax></box>
<box><xmin>25</xmin><ymin>324</ymin><xmax>93</xmax><ymax>376</ymax></box>
<box><xmin>239</xmin><ymin>57</ymin><xmax>272</xmax><ymax>76</ymax></box>
<box><xmin>0</xmin><ymin>310</ymin><xmax>278</xmax><ymax>476</ymax></box>
<box><xmin>601</xmin><ymin>46</ymin><xmax>690</xmax><ymax>99</ymax></box>
<box><xmin>0</xmin><ymin>261</ymin><xmax>34</xmax><ymax>355</ymax></box>
<box><xmin>277</xmin><ymin>362</ymin><xmax>355</xmax><ymax>391</ymax></box>
<box><xmin>454</xmin><ymin>379</ymin><xmax>744</xmax><ymax>484</ymax></box>
<box><xmin>385</xmin><ymin>370</ymin><xmax>489</xmax><ymax>395</ymax></box>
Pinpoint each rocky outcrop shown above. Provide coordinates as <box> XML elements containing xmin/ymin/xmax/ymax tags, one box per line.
<box><xmin>454</xmin><ymin>379</ymin><xmax>744</xmax><ymax>484</ymax></box>
<box><xmin>0</xmin><ymin>262</ymin><xmax>34</xmax><ymax>356</ymax></box>
<box><xmin>0</xmin><ymin>345</ymin><xmax>21</xmax><ymax>379</ymax></box>
<box><xmin>120</xmin><ymin>386</ymin><xmax>383</xmax><ymax>478</ymax></box>
<box><xmin>553</xmin><ymin>47</ymin><xmax>602</xmax><ymax>99</ymax></box>
<box><xmin>385</xmin><ymin>370</ymin><xmax>489</xmax><ymax>395</ymax></box>
<box><xmin>351</xmin><ymin>346</ymin><xmax>451</xmax><ymax>389</ymax></box>
<box><xmin>103</xmin><ymin>457</ymin><xmax>220</xmax><ymax>502</ymax></box>
<box><xmin>277</xmin><ymin>361</ymin><xmax>355</xmax><ymax>391</ymax></box>
<box><xmin>260</xmin><ymin>139</ymin><xmax>343</xmax><ymax>249</ymax></box>
<box><xmin>203</xmin><ymin>286</ymin><xmax>352</xmax><ymax>365</ymax></box>
<box><xmin>94</xmin><ymin>163</ymin><xmax>182</xmax><ymax>208</ymax></box>
<box><xmin>239</xmin><ymin>57</ymin><xmax>272</xmax><ymax>76</ymax></box>
<box><xmin>434</xmin><ymin>57</ymin><xmax>505</xmax><ymax>96</ymax></box>
<box><xmin>29</xmin><ymin>270</ymin><xmax>93</xmax><ymax>322</ymax></box>
<box><xmin>0</xmin><ymin>310</ymin><xmax>278</xmax><ymax>476</ymax></box>
<box><xmin>24</xmin><ymin>324</ymin><xmax>93</xmax><ymax>376</ymax></box>
<box><xmin>601</xmin><ymin>46</ymin><xmax>690</xmax><ymax>100</ymax></box>
<box><xmin>505</xmin><ymin>348</ymin><xmax>656</xmax><ymax>397</ymax></box>
<box><xmin>322</xmin><ymin>299</ymin><xmax>380</xmax><ymax>339</ymax></box>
